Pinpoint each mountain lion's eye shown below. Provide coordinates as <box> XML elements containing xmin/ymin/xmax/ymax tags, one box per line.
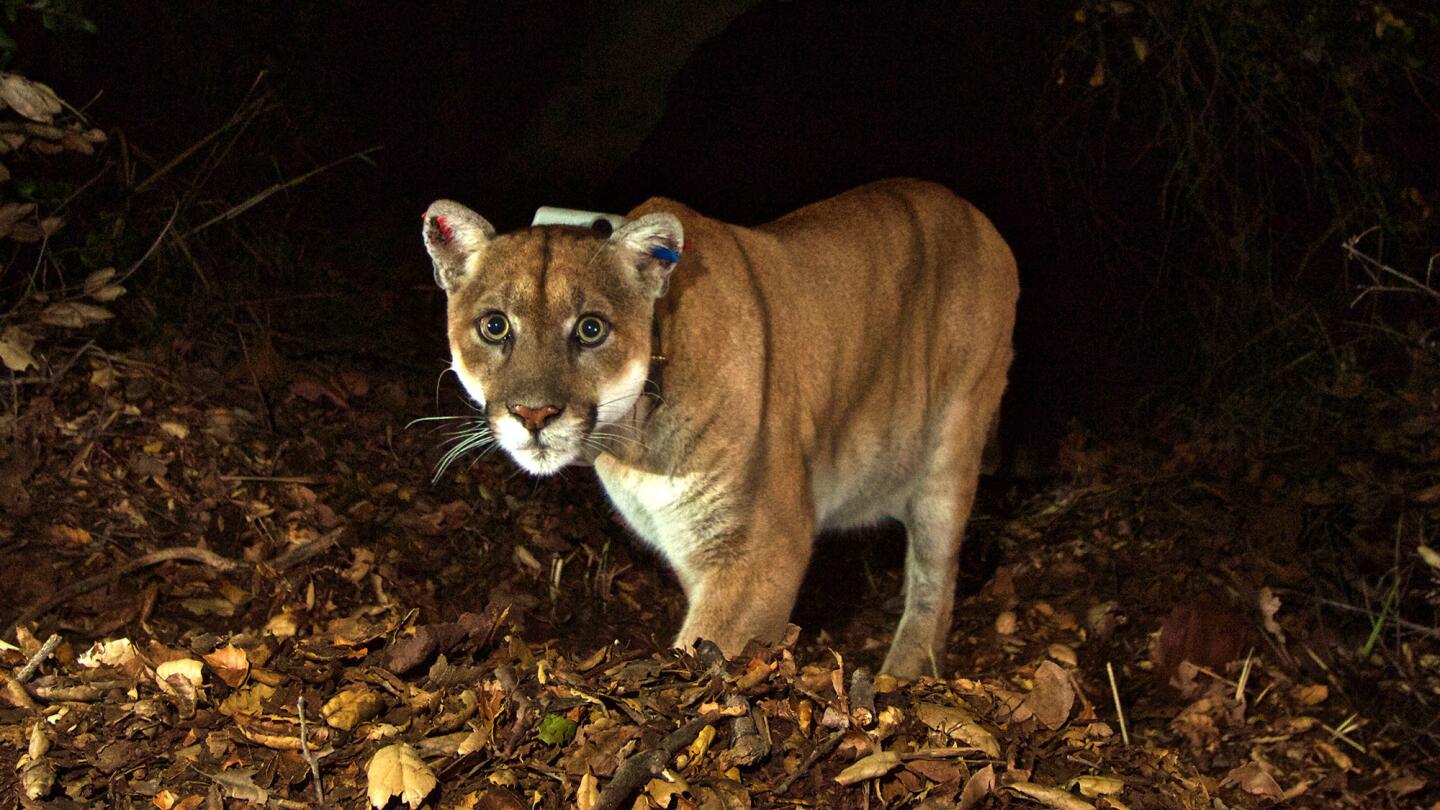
<box><xmin>478</xmin><ymin>312</ymin><xmax>511</xmax><ymax>344</ymax></box>
<box><xmin>574</xmin><ymin>315</ymin><xmax>610</xmax><ymax>347</ymax></box>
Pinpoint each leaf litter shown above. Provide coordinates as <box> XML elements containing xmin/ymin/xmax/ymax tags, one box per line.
<box><xmin>3</xmin><ymin>327</ymin><xmax>1437</xmax><ymax>809</ymax></box>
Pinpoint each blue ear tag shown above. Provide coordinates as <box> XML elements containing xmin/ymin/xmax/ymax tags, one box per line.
<box><xmin>650</xmin><ymin>245</ymin><xmax>681</xmax><ymax>264</ymax></box>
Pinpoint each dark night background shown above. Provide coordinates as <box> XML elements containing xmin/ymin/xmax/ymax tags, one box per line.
<box><xmin>21</xmin><ymin>1</ymin><xmax>1434</xmax><ymax>469</ymax></box>
<box><xmin>31</xmin><ymin>0</ymin><xmax>1436</xmax><ymax>465</ymax></box>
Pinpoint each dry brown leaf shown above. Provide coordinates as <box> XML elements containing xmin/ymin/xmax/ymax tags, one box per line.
<box><xmin>1087</xmin><ymin>61</ymin><xmax>1105</xmax><ymax>88</ymax></box>
<box><xmin>19</xmin><ymin>722</ymin><xmax>54</xmax><ymax>799</ymax></box>
<box><xmin>0</xmin><ymin>334</ymin><xmax>36</xmax><ymax>372</ymax></box>
<box><xmin>833</xmin><ymin>750</ymin><xmax>902</xmax><ymax>785</ymax></box>
<box><xmin>61</xmin><ymin>130</ymin><xmax>94</xmax><ymax>154</ymax></box>
<box><xmin>324</xmin><ymin>686</ymin><xmax>387</xmax><ymax>731</ymax></box>
<box><xmin>915</xmin><ymin>702</ymin><xmax>1001</xmax><ymax>757</ymax></box>
<box><xmin>1418</xmin><ymin>544</ymin><xmax>1440</xmax><ymax>570</ymax></box>
<box><xmin>0</xmin><ymin>200</ymin><xmax>34</xmax><ymax>238</ymax></box>
<box><xmin>20</xmin><ymin>758</ymin><xmax>54</xmax><ymax>799</ymax></box>
<box><xmin>575</xmin><ymin>770</ymin><xmax>599</xmax><ymax>810</ymax></box>
<box><xmin>0</xmin><ymin>73</ymin><xmax>63</xmax><ymax>122</ymax></box>
<box><xmin>1131</xmin><ymin>35</ymin><xmax>1149</xmax><ymax>62</ymax></box>
<box><xmin>83</xmin><ymin>266</ymin><xmax>115</xmax><ymax>292</ymax></box>
<box><xmin>1258</xmin><ymin>587</ymin><xmax>1286</xmax><ymax>643</ymax></box>
<box><xmin>203</xmin><ymin>767</ymin><xmax>268</xmax><ymax>803</ymax></box>
<box><xmin>1008</xmin><ymin>782</ymin><xmax>1095</xmax><ymax>810</ymax></box>
<box><xmin>156</xmin><ymin>658</ymin><xmax>204</xmax><ymax>688</ymax></box>
<box><xmin>1073</xmin><ymin>775</ymin><xmax>1125</xmax><ymax>797</ymax></box>
<box><xmin>77</xmin><ymin>637</ymin><xmax>141</xmax><ymax>670</ymax></box>
<box><xmin>266</xmin><ymin>611</ymin><xmax>301</xmax><ymax>638</ymax></box>
<box><xmin>40</xmin><ymin>301</ymin><xmax>114</xmax><ymax>328</ymax></box>
<box><xmin>367</xmin><ymin>742</ymin><xmax>437</xmax><ymax>808</ymax></box>
<box><xmin>1048</xmin><ymin>643</ymin><xmax>1078</xmax><ymax>667</ymax></box>
<box><xmin>995</xmin><ymin>610</ymin><xmax>1018</xmax><ymax>635</ymax></box>
<box><xmin>1223</xmin><ymin>763</ymin><xmax>1285</xmax><ymax>800</ymax></box>
<box><xmin>1382</xmin><ymin>774</ymin><xmax>1426</xmax><ymax>796</ymax></box>
<box><xmin>1023</xmin><ymin>660</ymin><xmax>1075</xmax><ymax>729</ymax></box>
<box><xmin>1294</xmin><ymin>683</ymin><xmax>1328</xmax><ymax>705</ymax></box>
<box><xmin>218</xmin><ymin>683</ymin><xmax>274</xmax><ymax>718</ymax></box>
<box><xmin>646</xmin><ymin>774</ymin><xmax>688</xmax><ymax>806</ymax></box>
<box><xmin>202</xmin><ymin>644</ymin><xmax>250</xmax><ymax>688</ymax></box>
<box><xmin>958</xmin><ymin>763</ymin><xmax>996</xmax><ymax>810</ymax></box>
<box><xmin>1413</xmin><ymin>483</ymin><xmax>1440</xmax><ymax>504</ymax></box>
<box><xmin>687</xmin><ymin>723</ymin><xmax>716</xmax><ymax>762</ymax></box>
<box><xmin>1151</xmin><ymin>600</ymin><xmax>1252</xmax><ymax>682</ymax></box>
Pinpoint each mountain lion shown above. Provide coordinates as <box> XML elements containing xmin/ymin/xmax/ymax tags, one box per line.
<box><xmin>422</xmin><ymin>179</ymin><xmax>1017</xmax><ymax>677</ymax></box>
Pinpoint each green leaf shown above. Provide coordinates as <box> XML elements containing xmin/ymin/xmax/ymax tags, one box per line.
<box><xmin>536</xmin><ymin>714</ymin><xmax>577</xmax><ymax>746</ymax></box>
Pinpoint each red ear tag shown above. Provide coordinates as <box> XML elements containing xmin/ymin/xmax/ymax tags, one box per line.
<box><xmin>433</xmin><ymin>215</ymin><xmax>455</xmax><ymax>243</ymax></box>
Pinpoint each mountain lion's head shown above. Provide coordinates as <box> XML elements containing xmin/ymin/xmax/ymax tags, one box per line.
<box><xmin>422</xmin><ymin>201</ymin><xmax>681</xmax><ymax>475</ymax></box>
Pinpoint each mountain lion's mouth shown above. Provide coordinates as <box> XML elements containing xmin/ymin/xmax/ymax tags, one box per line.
<box><xmin>507</xmin><ymin>440</ymin><xmax>578</xmax><ymax>477</ymax></box>
<box><xmin>491</xmin><ymin>407</ymin><xmax>599</xmax><ymax>476</ymax></box>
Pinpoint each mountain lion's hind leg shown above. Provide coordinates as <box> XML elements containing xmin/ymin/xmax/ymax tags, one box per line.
<box><xmin>882</xmin><ymin>356</ymin><xmax>1010</xmax><ymax>678</ymax></box>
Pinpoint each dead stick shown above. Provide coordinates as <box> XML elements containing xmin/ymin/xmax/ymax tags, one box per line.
<box><xmin>297</xmin><ymin>696</ymin><xmax>324</xmax><ymax>804</ymax></box>
<box><xmin>775</xmin><ymin>729</ymin><xmax>845</xmax><ymax>795</ymax></box>
<box><xmin>221</xmin><ymin>475</ymin><xmax>323</xmax><ymax>485</ymax></box>
<box><xmin>182</xmin><ymin>146</ymin><xmax>381</xmax><ymax>238</ymax></box>
<box><xmin>14</xmin><ymin>634</ymin><xmax>61</xmax><ymax>683</ymax></box>
<box><xmin>901</xmin><ymin>748</ymin><xmax>987</xmax><ymax>761</ymax></box>
<box><xmin>7</xmin><ymin>547</ymin><xmax>243</xmax><ymax>638</ymax></box>
<box><xmin>134</xmin><ymin>71</ymin><xmax>269</xmax><ymax>192</ymax></box>
<box><xmin>269</xmin><ymin>528</ymin><xmax>344</xmax><ymax>573</ymax></box>
<box><xmin>1106</xmin><ymin>661</ymin><xmax>1130</xmax><ymax>746</ymax></box>
<box><xmin>848</xmin><ymin>667</ymin><xmax>876</xmax><ymax>727</ymax></box>
<box><xmin>594</xmin><ymin>712</ymin><xmax>719</xmax><ymax>810</ymax></box>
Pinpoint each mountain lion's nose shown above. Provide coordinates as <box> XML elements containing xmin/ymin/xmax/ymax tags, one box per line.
<box><xmin>509</xmin><ymin>404</ymin><xmax>563</xmax><ymax>432</ymax></box>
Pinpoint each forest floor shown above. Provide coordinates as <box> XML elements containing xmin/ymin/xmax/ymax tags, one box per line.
<box><xmin>1</xmin><ymin>267</ymin><xmax>1438</xmax><ymax>810</ymax></box>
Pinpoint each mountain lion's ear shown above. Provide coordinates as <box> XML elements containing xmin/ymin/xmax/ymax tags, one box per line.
<box><xmin>610</xmin><ymin>213</ymin><xmax>683</xmax><ymax>298</ymax></box>
<box><xmin>423</xmin><ymin>200</ymin><xmax>496</xmax><ymax>291</ymax></box>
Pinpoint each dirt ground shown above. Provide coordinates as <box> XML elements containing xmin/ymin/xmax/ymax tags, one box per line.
<box><xmin>2</xmin><ymin>261</ymin><xmax>1438</xmax><ymax>809</ymax></box>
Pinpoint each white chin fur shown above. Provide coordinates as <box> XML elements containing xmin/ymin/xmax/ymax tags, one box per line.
<box><xmin>494</xmin><ymin>413</ymin><xmax>580</xmax><ymax>476</ymax></box>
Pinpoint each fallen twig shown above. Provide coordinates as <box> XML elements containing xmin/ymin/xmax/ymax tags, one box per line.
<box><xmin>134</xmin><ymin>71</ymin><xmax>270</xmax><ymax>193</ymax></box>
<box><xmin>774</xmin><ymin>729</ymin><xmax>846</xmax><ymax>795</ymax></box>
<box><xmin>7</xmin><ymin>547</ymin><xmax>244</xmax><ymax>639</ymax></box>
<box><xmin>848</xmin><ymin>667</ymin><xmax>876</xmax><ymax>726</ymax></box>
<box><xmin>181</xmin><ymin>146</ymin><xmax>382</xmax><ymax>238</ymax></box>
<box><xmin>1301</xmin><ymin>593</ymin><xmax>1440</xmax><ymax>640</ymax></box>
<box><xmin>14</xmin><ymin>633</ymin><xmax>61</xmax><ymax>683</ymax></box>
<box><xmin>595</xmin><ymin>712</ymin><xmax>721</xmax><ymax>810</ymax></box>
<box><xmin>220</xmin><ymin>475</ymin><xmax>322</xmax><ymax>485</ymax></box>
<box><xmin>494</xmin><ymin>665</ymin><xmax>533</xmax><ymax>759</ymax></box>
<box><xmin>268</xmin><ymin>528</ymin><xmax>344</xmax><ymax>572</ymax></box>
<box><xmin>1106</xmin><ymin>661</ymin><xmax>1130</xmax><ymax>746</ymax></box>
<box><xmin>297</xmin><ymin>696</ymin><xmax>324</xmax><ymax>804</ymax></box>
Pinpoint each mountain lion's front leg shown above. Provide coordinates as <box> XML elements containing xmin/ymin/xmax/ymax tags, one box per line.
<box><xmin>672</xmin><ymin>502</ymin><xmax>815</xmax><ymax>655</ymax></box>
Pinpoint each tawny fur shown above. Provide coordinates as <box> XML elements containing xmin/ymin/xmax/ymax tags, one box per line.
<box><xmin>424</xmin><ymin>179</ymin><xmax>1017</xmax><ymax>677</ymax></box>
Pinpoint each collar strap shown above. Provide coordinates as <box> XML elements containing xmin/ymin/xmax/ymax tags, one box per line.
<box><xmin>646</xmin><ymin>314</ymin><xmax>666</xmax><ymax>402</ymax></box>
